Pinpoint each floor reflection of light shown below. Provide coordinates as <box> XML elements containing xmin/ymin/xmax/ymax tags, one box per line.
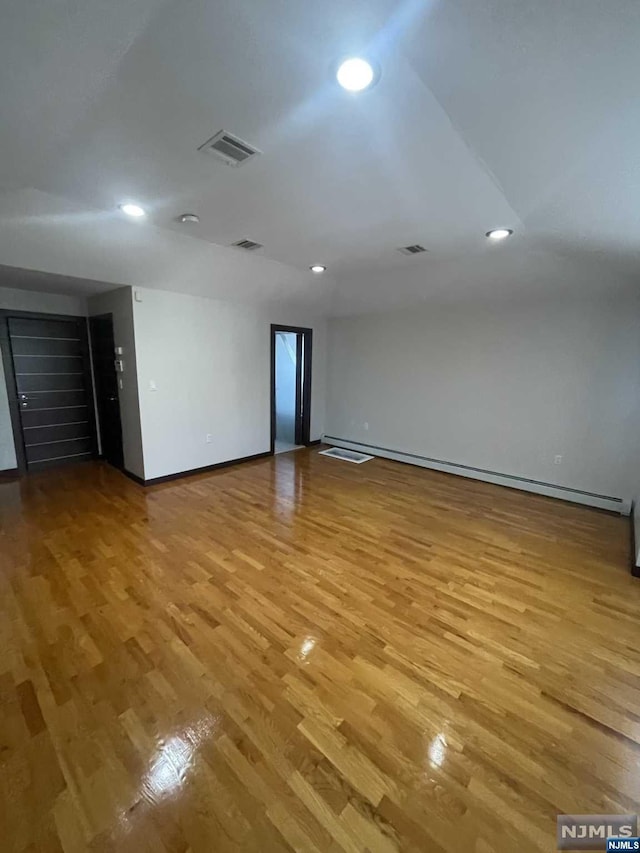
<box><xmin>272</xmin><ymin>456</ymin><xmax>305</xmax><ymax>522</ymax></box>
<box><xmin>140</xmin><ymin>714</ymin><xmax>218</xmax><ymax>804</ymax></box>
<box><xmin>428</xmin><ymin>733</ymin><xmax>447</xmax><ymax>769</ymax></box>
<box><xmin>143</xmin><ymin>734</ymin><xmax>193</xmax><ymax>801</ymax></box>
<box><xmin>298</xmin><ymin>636</ymin><xmax>316</xmax><ymax>661</ymax></box>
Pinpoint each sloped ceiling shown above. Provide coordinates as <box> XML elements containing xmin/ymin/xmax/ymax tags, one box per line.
<box><xmin>0</xmin><ymin>0</ymin><xmax>638</xmax><ymax>313</ymax></box>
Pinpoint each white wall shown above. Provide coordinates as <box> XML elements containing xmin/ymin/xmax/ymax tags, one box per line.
<box><xmin>0</xmin><ymin>285</ymin><xmax>87</xmax><ymax>316</ymax></box>
<box><xmin>326</xmin><ymin>293</ymin><xmax>640</xmax><ymax>508</ymax></box>
<box><xmin>0</xmin><ymin>286</ymin><xmax>87</xmax><ymax>471</ymax></box>
<box><xmin>131</xmin><ymin>287</ymin><xmax>326</xmax><ymax>480</ymax></box>
<box><xmin>87</xmin><ymin>287</ymin><xmax>144</xmax><ymax>479</ymax></box>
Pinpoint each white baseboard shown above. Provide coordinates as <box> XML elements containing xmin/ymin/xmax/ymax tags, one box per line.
<box><xmin>322</xmin><ymin>435</ymin><xmax>631</xmax><ymax>516</ymax></box>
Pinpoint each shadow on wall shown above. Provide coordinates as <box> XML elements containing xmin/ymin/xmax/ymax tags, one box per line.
<box><xmin>634</xmin><ymin>500</ymin><xmax>640</xmax><ymax>574</ymax></box>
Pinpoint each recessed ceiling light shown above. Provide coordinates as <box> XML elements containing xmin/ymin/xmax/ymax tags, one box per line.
<box><xmin>486</xmin><ymin>228</ymin><xmax>513</xmax><ymax>240</ymax></box>
<box><xmin>178</xmin><ymin>213</ymin><xmax>200</xmax><ymax>224</ymax></box>
<box><xmin>310</xmin><ymin>264</ymin><xmax>326</xmax><ymax>274</ymax></box>
<box><xmin>119</xmin><ymin>202</ymin><xmax>146</xmax><ymax>217</ymax></box>
<box><xmin>336</xmin><ymin>58</ymin><xmax>375</xmax><ymax>92</ymax></box>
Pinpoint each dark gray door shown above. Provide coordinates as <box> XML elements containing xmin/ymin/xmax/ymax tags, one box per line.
<box><xmin>8</xmin><ymin>316</ymin><xmax>97</xmax><ymax>471</ymax></box>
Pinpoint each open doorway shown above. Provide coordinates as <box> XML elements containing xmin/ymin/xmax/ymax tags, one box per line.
<box><xmin>270</xmin><ymin>325</ymin><xmax>312</xmax><ymax>454</ymax></box>
<box><xmin>89</xmin><ymin>314</ymin><xmax>124</xmax><ymax>470</ymax></box>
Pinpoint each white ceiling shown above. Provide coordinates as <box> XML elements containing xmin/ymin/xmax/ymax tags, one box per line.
<box><xmin>0</xmin><ymin>0</ymin><xmax>639</xmax><ymax>314</ymax></box>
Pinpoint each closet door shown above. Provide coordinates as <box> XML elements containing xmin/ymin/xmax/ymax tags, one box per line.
<box><xmin>8</xmin><ymin>316</ymin><xmax>97</xmax><ymax>471</ymax></box>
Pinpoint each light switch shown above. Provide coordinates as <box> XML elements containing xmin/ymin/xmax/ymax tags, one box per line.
<box><xmin>149</xmin><ymin>380</ymin><xmax>157</xmax><ymax>391</ymax></box>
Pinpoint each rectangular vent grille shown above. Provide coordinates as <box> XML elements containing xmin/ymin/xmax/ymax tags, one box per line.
<box><xmin>319</xmin><ymin>447</ymin><xmax>374</xmax><ymax>464</ymax></box>
<box><xmin>398</xmin><ymin>244</ymin><xmax>427</xmax><ymax>255</ymax></box>
<box><xmin>232</xmin><ymin>238</ymin><xmax>263</xmax><ymax>251</ymax></box>
<box><xmin>198</xmin><ymin>130</ymin><xmax>261</xmax><ymax>167</ymax></box>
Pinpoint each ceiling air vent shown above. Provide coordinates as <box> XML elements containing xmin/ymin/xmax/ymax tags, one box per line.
<box><xmin>232</xmin><ymin>238</ymin><xmax>263</xmax><ymax>251</ymax></box>
<box><xmin>398</xmin><ymin>244</ymin><xmax>427</xmax><ymax>256</ymax></box>
<box><xmin>198</xmin><ymin>130</ymin><xmax>261</xmax><ymax>167</ymax></box>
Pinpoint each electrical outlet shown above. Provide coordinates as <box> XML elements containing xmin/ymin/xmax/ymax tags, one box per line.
<box><xmin>554</xmin><ymin>455</ymin><xmax>563</xmax><ymax>464</ymax></box>
<box><xmin>363</xmin><ymin>422</ymin><xmax>369</xmax><ymax>431</ymax></box>
<box><xmin>206</xmin><ymin>434</ymin><xmax>212</xmax><ymax>443</ymax></box>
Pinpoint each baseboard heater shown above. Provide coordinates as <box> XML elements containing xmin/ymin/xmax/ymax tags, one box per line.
<box><xmin>323</xmin><ymin>435</ymin><xmax>630</xmax><ymax>515</ymax></box>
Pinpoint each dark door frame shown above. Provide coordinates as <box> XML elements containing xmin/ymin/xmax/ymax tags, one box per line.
<box><xmin>90</xmin><ymin>312</ymin><xmax>124</xmax><ymax>470</ymax></box>
<box><xmin>0</xmin><ymin>309</ymin><xmax>98</xmax><ymax>475</ymax></box>
<box><xmin>270</xmin><ymin>324</ymin><xmax>313</xmax><ymax>453</ymax></box>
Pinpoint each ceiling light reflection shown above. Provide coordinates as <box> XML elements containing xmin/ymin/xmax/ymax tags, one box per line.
<box><xmin>299</xmin><ymin>637</ymin><xmax>316</xmax><ymax>660</ymax></box>
<box><xmin>428</xmin><ymin>733</ymin><xmax>447</xmax><ymax>769</ymax></box>
<box><xmin>143</xmin><ymin>735</ymin><xmax>193</xmax><ymax>801</ymax></box>
<box><xmin>140</xmin><ymin>715</ymin><xmax>218</xmax><ymax>804</ymax></box>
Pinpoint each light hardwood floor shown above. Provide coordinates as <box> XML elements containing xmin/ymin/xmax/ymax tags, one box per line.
<box><xmin>1</xmin><ymin>450</ymin><xmax>638</xmax><ymax>852</ymax></box>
